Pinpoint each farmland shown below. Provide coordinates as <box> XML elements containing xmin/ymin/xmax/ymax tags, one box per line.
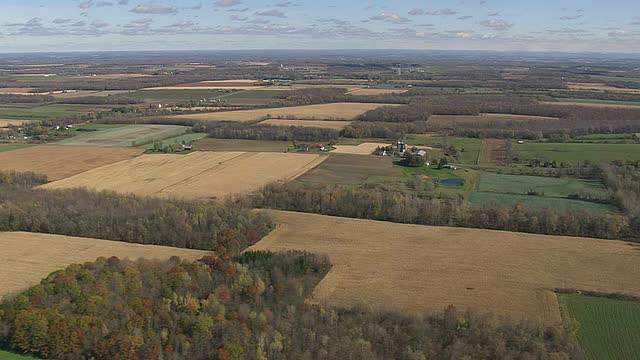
<box><xmin>0</xmin><ymin>145</ymin><xmax>143</xmax><ymax>181</ymax></box>
<box><xmin>193</xmin><ymin>138</ymin><xmax>293</xmax><ymax>152</ymax></box>
<box><xmin>560</xmin><ymin>295</ymin><xmax>640</xmax><ymax>360</ymax></box>
<box><xmin>405</xmin><ymin>135</ymin><xmax>483</xmax><ymax>165</ymax></box>
<box><xmin>469</xmin><ymin>192</ymin><xmax>618</xmax><ymax>213</ymax></box>
<box><xmin>429</xmin><ymin>113</ymin><xmax>558</xmax><ymax>125</ymax></box>
<box><xmin>258</xmin><ymin>119</ymin><xmax>353</xmax><ymax>129</ymax></box>
<box><xmin>331</xmin><ymin>142</ymin><xmax>390</xmax><ymax>155</ymax></box>
<box><xmin>173</xmin><ymin>103</ymin><xmax>399</xmax><ymax>122</ymax></box>
<box><xmin>514</xmin><ymin>142</ymin><xmax>640</xmax><ymax>163</ymax></box>
<box><xmin>0</xmin><ymin>120</ymin><xmax>26</xmax><ymax>127</ymax></box>
<box><xmin>0</xmin><ymin>232</ymin><xmax>210</xmax><ymax>299</ymax></box>
<box><xmin>0</xmin><ymin>104</ymin><xmax>104</xmax><ymax>120</ymax></box>
<box><xmin>248</xmin><ymin>210</ymin><xmax>640</xmax><ymax>325</ymax></box>
<box><xmin>297</xmin><ymin>154</ymin><xmax>400</xmax><ymax>184</ymax></box>
<box><xmin>552</xmin><ymin>98</ymin><xmax>640</xmax><ymax>107</ymax></box>
<box><xmin>476</xmin><ymin>173</ymin><xmax>607</xmax><ymax>199</ymax></box>
<box><xmin>56</xmin><ymin>124</ymin><xmax>191</xmax><ymax>147</ymax></box>
<box><xmin>41</xmin><ymin>151</ymin><xmax>327</xmax><ymax>199</ymax></box>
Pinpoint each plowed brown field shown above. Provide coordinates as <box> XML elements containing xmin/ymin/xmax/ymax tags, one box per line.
<box><xmin>247</xmin><ymin>211</ymin><xmax>640</xmax><ymax>325</ymax></box>
<box><xmin>0</xmin><ymin>232</ymin><xmax>209</xmax><ymax>299</ymax></box>
<box><xmin>0</xmin><ymin>145</ymin><xmax>144</xmax><ymax>181</ymax></box>
<box><xmin>41</xmin><ymin>151</ymin><xmax>327</xmax><ymax>199</ymax></box>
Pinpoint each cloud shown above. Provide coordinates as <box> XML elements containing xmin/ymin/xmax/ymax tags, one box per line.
<box><xmin>91</xmin><ymin>20</ymin><xmax>110</xmax><ymax>28</ymax></box>
<box><xmin>96</xmin><ymin>1</ymin><xmax>114</xmax><ymax>6</ymax></box>
<box><xmin>631</xmin><ymin>16</ymin><xmax>640</xmax><ymax>25</ymax></box>
<box><xmin>214</xmin><ymin>0</ymin><xmax>242</xmax><ymax>7</ymax></box>
<box><xmin>118</xmin><ymin>0</ymin><xmax>129</xmax><ymax>4</ymax></box>
<box><xmin>230</xmin><ymin>15</ymin><xmax>248</xmax><ymax>21</ymax></box>
<box><xmin>52</xmin><ymin>18</ymin><xmax>72</xmax><ymax>24</ymax></box>
<box><xmin>560</xmin><ymin>15</ymin><xmax>583</xmax><ymax>21</ymax></box>
<box><xmin>274</xmin><ymin>1</ymin><xmax>292</xmax><ymax>7</ymax></box>
<box><xmin>457</xmin><ymin>15</ymin><xmax>472</xmax><ymax>20</ymax></box>
<box><xmin>369</xmin><ymin>13</ymin><xmax>411</xmax><ymax>24</ymax></box>
<box><xmin>129</xmin><ymin>5</ymin><xmax>177</xmax><ymax>14</ymax></box>
<box><xmin>426</xmin><ymin>9</ymin><xmax>457</xmax><ymax>16</ymax></box>
<box><xmin>478</xmin><ymin>19</ymin><xmax>513</xmax><ymax>31</ymax></box>
<box><xmin>79</xmin><ymin>1</ymin><xmax>94</xmax><ymax>9</ymax></box>
<box><xmin>255</xmin><ymin>10</ymin><xmax>286</xmax><ymax>18</ymax></box>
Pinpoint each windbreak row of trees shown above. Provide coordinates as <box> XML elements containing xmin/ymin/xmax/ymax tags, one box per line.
<box><xmin>253</xmin><ymin>182</ymin><xmax>638</xmax><ymax>241</ymax></box>
<box><xmin>0</xmin><ymin>252</ymin><xmax>577</xmax><ymax>359</ymax></box>
<box><xmin>195</xmin><ymin>121</ymin><xmax>340</xmax><ymax>142</ymax></box>
<box><xmin>0</xmin><ymin>171</ymin><xmax>272</xmax><ymax>253</ymax></box>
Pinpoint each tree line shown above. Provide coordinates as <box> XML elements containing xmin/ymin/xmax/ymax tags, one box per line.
<box><xmin>0</xmin><ymin>171</ymin><xmax>272</xmax><ymax>254</ymax></box>
<box><xmin>0</xmin><ymin>252</ymin><xmax>577</xmax><ymax>359</ymax></box>
<box><xmin>252</xmin><ymin>182</ymin><xmax>638</xmax><ymax>241</ymax></box>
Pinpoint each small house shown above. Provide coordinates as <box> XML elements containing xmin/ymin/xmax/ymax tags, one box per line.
<box><xmin>415</xmin><ymin>150</ymin><xmax>427</xmax><ymax>157</ymax></box>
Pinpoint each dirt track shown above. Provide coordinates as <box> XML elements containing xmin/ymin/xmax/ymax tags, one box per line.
<box><xmin>479</xmin><ymin>139</ymin><xmax>509</xmax><ymax>166</ymax></box>
<box><xmin>248</xmin><ymin>210</ymin><xmax>640</xmax><ymax>326</ymax></box>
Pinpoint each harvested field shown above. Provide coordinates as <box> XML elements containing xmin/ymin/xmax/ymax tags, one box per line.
<box><xmin>194</xmin><ymin>138</ymin><xmax>292</xmax><ymax>152</ymax></box>
<box><xmin>0</xmin><ymin>87</ymin><xmax>34</xmax><ymax>95</ymax></box>
<box><xmin>56</xmin><ymin>124</ymin><xmax>190</xmax><ymax>147</ymax></box>
<box><xmin>567</xmin><ymin>82</ymin><xmax>640</xmax><ymax>93</ymax></box>
<box><xmin>0</xmin><ymin>232</ymin><xmax>209</xmax><ymax>299</ymax></box>
<box><xmin>479</xmin><ymin>139</ymin><xmax>509</xmax><ymax>166</ymax></box>
<box><xmin>0</xmin><ymin>145</ymin><xmax>143</xmax><ymax>181</ymax></box>
<box><xmin>542</xmin><ymin>100</ymin><xmax>640</xmax><ymax>109</ymax></box>
<box><xmin>429</xmin><ymin>113</ymin><xmax>558</xmax><ymax>126</ymax></box>
<box><xmin>258</xmin><ymin>119</ymin><xmax>352</xmax><ymax>129</ymax></box>
<box><xmin>173</xmin><ymin>103</ymin><xmax>398</xmax><ymax>122</ymax></box>
<box><xmin>41</xmin><ymin>152</ymin><xmax>327</xmax><ymax>199</ymax></box>
<box><xmin>347</xmin><ymin>88</ymin><xmax>408</xmax><ymax>96</ymax></box>
<box><xmin>332</xmin><ymin>142</ymin><xmax>391</xmax><ymax>155</ymax></box>
<box><xmin>0</xmin><ymin>119</ymin><xmax>27</xmax><ymax>127</ymax></box>
<box><xmin>247</xmin><ymin>210</ymin><xmax>640</xmax><ymax>325</ymax></box>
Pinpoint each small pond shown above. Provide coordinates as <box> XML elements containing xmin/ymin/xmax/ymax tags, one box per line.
<box><xmin>439</xmin><ymin>178</ymin><xmax>465</xmax><ymax>187</ymax></box>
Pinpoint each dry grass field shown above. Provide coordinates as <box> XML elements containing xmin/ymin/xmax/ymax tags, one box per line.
<box><xmin>0</xmin><ymin>145</ymin><xmax>143</xmax><ymax>181</ymax></box>
<box><xmin>0</xmin><ymin>232</ymin><xmax>210</xmax><ymax>299</ymax></box>
<box><xmin>257</xmin><ymin>119</ymin><xmax>353</xmax><ymax>129</ymax></box>
<box><xmin>567</xmin><ymin>82</ymin><xmax>640</xmax><ymax>93</ymax></box>
<box><xmin>429</xmin><ymin>113</ymin><xmax>558</xmax><ymax>126</ymax></box>
<box><xmin>173</xmin><ymin>103</ymin><xmax>398</xmax><ymax>122</ymax></box>
<box><xmin>479</xmin><ymin>139</ymin><xmax>510</xmax><ymax>166</ymax></box>
<box><xmin>41</xmin><ymin>151</ymin><xmax>327</xmax><ymax>199</ymax></box>
<box><xmin>331</xmin><ymin>142</ymin><xmax>391</xmax><ymax>155</ymax></box>
<box><xmin>347</xmin><ymin>88</ymin><xmax>409</xmax><ymax>96</ymax></box>
<box><xmin>248</xmin><ymin>210</ymin><xmax>640</xmax><ymax>326</ymax></box>
<box><xmin>0</xmin><ymin>119</ymin><xmax>27</xmax><ymax>127</ymax></box>
<box><xmin>541</xmin><ymin>101</ymin><xmax>640</xmax><ymax>109</ymax></box>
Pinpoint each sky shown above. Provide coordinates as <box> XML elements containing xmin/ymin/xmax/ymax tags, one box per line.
<box><xmin>0</xmin><ymin>0</ymin><xmax>639</xmax><ymax>54</ymax></box>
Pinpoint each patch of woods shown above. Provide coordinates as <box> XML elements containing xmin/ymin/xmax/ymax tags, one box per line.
<box><xmin>0</xmin><ymin>172</ymin><xmax>272</xmax><ymax>254</ymax></box>
<box><xmin>194</xmin><ymin>121</ymin><xmax>340</xmax><ymax>142</ymax></box>
<box><xmin>253</xmin><ymin>181</ymin><xmax>639</xmax><ymax>242</ymax></box>
<box><xmin>0</xmin><ymin>252</ymin><xmax>577</xmax><ymax>359</ymax></box>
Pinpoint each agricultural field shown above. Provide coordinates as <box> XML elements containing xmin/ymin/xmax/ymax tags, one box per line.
<box><xmin>551</xmin><ymin>98</ymin><xmax>640</xmax><ymax>107</ymax></box>
<box><xmin>477</xmin><ymin>173</ymin><xmax>607</xmax><ymax>199</ymax></box>
<box><xmin>0</xmin><ymin>145</ymin><xmax>143</xmax><ymax>181</ymax></box>
<box><xmin>140</xmin><ymin>133</ymin><xmax>207</xmax><ymax>149</ymax></box>
<box><xmin>346</xmin><ymin>88</ymin><xmax>408</xmax><ymax>96</ymax></box>
<box><xmin>114</xmin><ymin>89</ymin><xmax>236</xmax><ymax>102</ymax></box>
<box><xmin>0</xmin><ymin>144</ymin><xmax>33</xmax><ymax>153</ymax></box>
<box><xmin>297</xmin><ymin>154</ymin><xmax>400</xmax><ymax>184</ymax></box>
<box><xmin>560</xmin><ymin>295</ymin><xmax>640</xmax><ymax>360</ymax></box>
<box><xmin>193</xmin><ymin>138</ymin><xmax>293</xmax><ymax>152</ymax></box>
<box><xmin>0</xmin><ymin>232</ymin><xmax>210</xmax><ymax>300</ymax></box>
<box><xmin>248</xmin><ymin>210</ymin><xmax>640</xmax><ymax>325</ymax></box>
<box><xmin>0</xmin><ymin>119</ymin><xmax>27</xmax><ymax>127</ymax></box>
<box><xmin>566</xmin><ymin>82</ymin><xmax>640</xmax><ymax>93</ymax></box>
<box><xmin>479</xmin><ymin>139</ymin><xmax>510</xmax><ymax>166</ymax></box>
<box><xmin>469</xmin><ymin>192</ymin><xmax>618</xmax><ymax>213</ymax></box>
<box><xmin>56</xmin><ymin>124</ymin><xmax>191</xmax><ymax>147</ymax></box>
<box><xmin>0</xmin><ymin>104</ymin><xmax>102</xmax><ymax>120</ymax></box>
<box><xmin>258</xmin><ymin>119</ymin><xmax>353</xmax><ymax>129</ymax></box>
<box><xmin>173</xmin><ymin>103</ymin><xmax>399</xmax><ymax>122</ymax></box>
<box><xmin>514</xmin><ymin>142</ymin><xmax>640</xmax><ymax>163</ymax></box>
<box><xmin>331</xmin><ymin>142</ymin><xmax>391</xmax><ymax>155</ymax></box>
<box><xmin>41</xmin><ymin>151</ymin><xmax>327</xmax><ymax>199</ymax></box>
<box><xmin>220</xmin><ymin>89</ymin><xmax>287</xmax><ymax>105</ymax></box>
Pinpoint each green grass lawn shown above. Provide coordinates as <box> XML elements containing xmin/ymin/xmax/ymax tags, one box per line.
<box><xmin>556</xmin><ymin>98</ymin><xmax>640</xmax><ymax>106</ymax></box>
<box><xmin>477</xmin><ymin>173</ymin><xmax>607</xmax><ymax>199</ymax></box>
<box><xmin>560</xmin><ymin>295</ymin><xmax>640</xmax><ymax>360</ymax></box>
<box><xmin>140</xmin><ymin>133</ymin><xmax>207</xmax><ymax>149</ymax></box>
<box><xmin>514</xmin><ymin>142</ymin><xmax>640</xmax><ymax>163</ymax></box>
<box><xmin>469</xmin><ymin>192</ymin><xmax>618</xmax><ymax>213</ymax></box>
<box><xmin>405</xmin><ymin>135</ymin><xmax>482</xmax><ymax>165</ymax></box>
<box><xmin>0</xmin><ymin>144</ymin><xmax>33</xmax><ymax>153</ymax></box>
<box><xmin>0</xmin><ymin>350</ymin><xmax>38</xmax><ymax>360</ymax></box>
